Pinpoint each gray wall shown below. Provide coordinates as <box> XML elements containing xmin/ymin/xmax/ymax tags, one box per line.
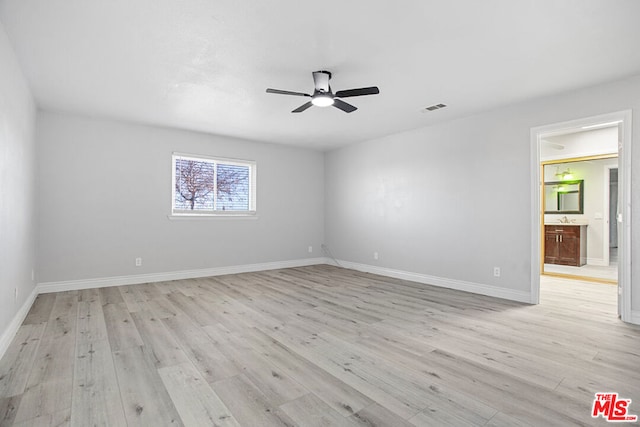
<box><xmin>36</xmin><ymin>112</ymin><xmax>324</xmax><ymax>283</ymax></box>
<box><xmin>325</xmin><ymin>113</ymin><xmax>531</xmax><ymax>291</ymax></box>
<box><xmin>325</xmin><ymin>74</ymin><xmax>640</xmax><ymax>311</ymax></box>
<box><xmin>0</xmin><ymin>24</ymin><xmax>37</xmax><ymax>338</ymax></box>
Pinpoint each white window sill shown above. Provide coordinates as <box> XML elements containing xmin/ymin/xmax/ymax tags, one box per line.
<box><xmin>167</xmin><ymin>213</ymin><xmax>258</xmax><ymax>220</ymax></box>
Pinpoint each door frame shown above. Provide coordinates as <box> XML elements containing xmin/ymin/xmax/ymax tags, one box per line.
<box><xmin>530</xmin><ymin>110</ymin><xmax>632</xmax><ymax>322</ymax></box>
<box><xmin>603</xmin><ymin>163</ymin><xmax>619</xmax><ymax>267</ymax></box>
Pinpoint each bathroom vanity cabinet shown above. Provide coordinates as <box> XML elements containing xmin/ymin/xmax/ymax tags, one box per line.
<box><xmin>544</xmin><ymin>224</ymin><xmax>587</xmax><ymax>267</ymax></box>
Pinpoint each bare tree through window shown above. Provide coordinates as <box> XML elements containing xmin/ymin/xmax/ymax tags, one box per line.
<box><xmin>175</xmin><ymin>158</ymin><xmax>215</xmax><ymax>210</ymax></box>
<box><xmin>216</xmin><ymin>163</ymin><xmax>249</xmax><ymax>210</ymax></box>
<box><xmin>173</xmin><ymin>155</ymin><xmax>254</xmax><ymax>213</ymax></box>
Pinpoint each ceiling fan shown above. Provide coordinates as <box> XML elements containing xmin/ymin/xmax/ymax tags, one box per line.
<box><xmin>266</xmin><ymin>70</ymin><xmax>379</xmax><ymax>113</ymax></box>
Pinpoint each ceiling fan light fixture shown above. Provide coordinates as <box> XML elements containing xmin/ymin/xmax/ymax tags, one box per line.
<box><xmin>311</xmin><ymin>94</ymin><xmax>334</xmax><ymax>107</ymax></box>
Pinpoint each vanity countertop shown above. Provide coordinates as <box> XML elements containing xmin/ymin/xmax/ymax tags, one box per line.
<box><xmin>544</xmin><ymin>222</ymin><xmax>588</xmax><ymax>226</ymax></box>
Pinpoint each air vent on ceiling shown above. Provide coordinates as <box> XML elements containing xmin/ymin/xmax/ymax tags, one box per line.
<box><xmin>422</xmin><ymin>103</ymin><xmax>447</xmax><ymax>112</ymax></box>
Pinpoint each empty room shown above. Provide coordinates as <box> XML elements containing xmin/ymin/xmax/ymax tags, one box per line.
<box><xmin>2</xmin><ymin>1</ymin><xmax>640</xmax><ymax>426</ymax></box>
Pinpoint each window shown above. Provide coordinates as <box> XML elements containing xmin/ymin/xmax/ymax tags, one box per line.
<box><xmin>172</xmin><ymin>153</ymin><xmax>256</xmax><ymax>216</ymax></box>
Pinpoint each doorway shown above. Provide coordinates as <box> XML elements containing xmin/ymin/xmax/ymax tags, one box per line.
<box><xmin>530</xmin><ymin>111</ymin><xmax>632</xmax><ymax>322</ymax></box>
<box><xmin>541</xmin><ymin>155</ymin><xmax>618</xmax><ymax>283</ymax></box>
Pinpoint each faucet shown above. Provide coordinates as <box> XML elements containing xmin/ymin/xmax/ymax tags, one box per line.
<box><xmin>560</xmin><ymin>216</ymin><xmax>569</xmax><ymax>223</ymax></box>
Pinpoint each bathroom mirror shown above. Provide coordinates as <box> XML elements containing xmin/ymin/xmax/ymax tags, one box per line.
<box><xmin>544</xmin><ymin>180</ymin><xmax>584</xmax><ymax>214</ymax></box>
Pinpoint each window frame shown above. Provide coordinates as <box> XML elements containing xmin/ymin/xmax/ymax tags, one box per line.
<box><xmin>171</xmin><ymin>152</ymin><xmax>257</xmax><ymax>217</ymax></box>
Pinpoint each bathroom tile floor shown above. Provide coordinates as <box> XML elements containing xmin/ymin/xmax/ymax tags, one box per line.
<box><xmin>544</xmin><ymin>248</ymin><xmax>618</xmax><ymax>282</ymax></box>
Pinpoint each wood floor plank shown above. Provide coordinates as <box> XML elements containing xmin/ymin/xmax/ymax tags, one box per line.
<box><xmin>418</xmin><ymin>348</ymin><xmax>594</xmax><ymax>425</ymax></box>
<box><xmin>136</xmin><ymin>283</ymin><xmax>166</xmax><ymax>302</ymax></box>
<box><xmin>0</xmin><ymin>323</ymin><xmax>45</xmax><ymax>398</ymax></box>
<box><xmin>165</xmin><ymin>292</ymin><xmax>220</xmax><ymax>327</ymax></box>
<box><xmin>0</xmin><ymin>395</ymin><xmax>21</xmax><ymax>426</ymax></box>
<box><xmin>130</xmin><ymin>310</ymin><xmax>189</xmax><ymax>368</ymax></box>
<box><xmin>98</xmin><ymin>286</ymin><xmax>125</xmax><ymax>305</ymax></box>
<box><xmin>414</xmin><ymin>327</ymin><xmax>565</xmax><ymax>390</ymax></box>
<box><xmin>158</xmin><ymin>362</ymin><xmax>240</xmax><ymax>427</ymax></box>
<box><xmin>153</xmin><ymin>280</ymin><xmax>183</xmax><ymax>295</ymax></box>
<box><xmin>555</xmin><ymin>373</ymin><xmax>640</xmax><ymax>407</ymax></box>
<box><xmin>112</xmin><ymin>345</ymin><xmax>183</xmax><ymax>426</ymax></box>
<box><xmin>484</xmin><ymin>411</ymin><xmax>533</xmax><ymax>427</ymax></box>
<box><xmin>12</xmin><ymin>407</ymin><xmax>70</xmax><ymax>427</ymax></box>
<box><xmin>71</xmin><ymin>339</ymin><xmax>126</xmax><ymax>427</ymax></box>
<box><xmin>257</xmin><ymin>325</ymin><xmax>423</xmax><ymax>419</ymax></box>
<box><xmin>319</xmin><ymin>331</ymin><xmax>497</xmax><ymax>423</ymax></box>
<box><xmin>168</xmin><ymin>278</ymin><xmax>204</xmax><ymax>298</ymax></box>
<box><xmin>162</xmin><ymin>314</ymin><xmax>238</xmax><ymax>383</ymax></box>
<box><xmin>238</xmin><ymin>326</ymin><xmax>374</xmax><ymax>417</ymax></box>
<box><xmin>75</xmin><ymin>292</ymin><xmax>107</xmax><ymax>341</ymax></box>
<box><xmin>71</xmin><ymin>299</ymin><xmax>126</xmax><ymax>427</ymax></box>
<box><xmin>203</xmin><ymin>324</ymin><xmax>308</xmax><ymax>406</ymax></box>
<box><xmin>409</xmin><ymin>401</ymin><xmax>495</xmax><ymax>427</ymax></box>
<box><xmin>119</xmin><ymin>285</ymin><xmax>152</xmax><ymax>313</ymax></box>
<box><xmin>102</xmin><ymin>302</ymin><xmax>144</xmax><ymax>352</ymax></box>
<box><xmin>349</xmin><ymin>403</ymin><xmax>415</xmax><ymax>427</ymax></box>
<box><xmin>200</xmin><ymin>294</ymin><xmax>285</xmax><ymax>331</ymax></box>
<box><xmin>326</xmin><ymin>333</ymin><xmax>499</xmax><ymax>425</ymax></box>
<box><xmin>14</xmin><ymin>293</ymin><xmax>77</xmax><ymax>424</ymax></box>
<box><xmin>13</xmin><ymin>379</ymin><xmax>72</xmax><ymax>425</ymax></box>
<box><xmin>21</xmin><ymin>294</ymin><xmax>55</xmax><ymax>325</ymax></box>
<box><xmin>279</xmin><ymin>393</ymin><xmax>356</xmax><ymax>427</ymax></box>
<box><xmin>145</xmin><ymin>295</ymin><xmax>183</xmax><ymax>319</ymax></box>
<box><xmin>211</xmin><ymin>374</ymin><xmax>297</xmax><ymax>427</ymax></box>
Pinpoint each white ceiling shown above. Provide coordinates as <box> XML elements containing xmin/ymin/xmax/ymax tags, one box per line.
<box><xmin>2</xmin><ymin>0</ymin><xmax>640</xmax><ymax>150</ymax></box>
<box><xmin>541</xmin><ymin>126</ymin><xmax>619</xmax><ymax>161</ymax></box>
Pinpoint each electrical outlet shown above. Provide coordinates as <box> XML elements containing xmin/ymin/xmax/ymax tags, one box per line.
<box><xmin>308</xmin><ymin>246</ymin><xmax>313</xmax><ymax>253</ymax></box>
<box><xmin>14</xmin><ymin>287</ymin><xmax>18</xmax><ymax>301</ymax></box>
<box><xmin>493</xmin><ymin>267</ymin><xmax>501</xmax><ymax>277</ymax></box>
<box><xmin>135</xmin><ymin>257</ymin><xmax>142</xmax><ymax>267</ymax></box>
<box><xmin>373</xmin><ymin>252</ymin><xmax>379</xmax><ymax>260</ymax></box>
<box><xmin>31</xmin><ymin>269</ymin><xmax>35</xmax><ymax>281</ymax></box>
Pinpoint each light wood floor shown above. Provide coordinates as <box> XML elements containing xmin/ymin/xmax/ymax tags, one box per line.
<box><xmin>1</xmin><ymin>265</ymin><xmax>639</xmax><ymax>426</ymax></box>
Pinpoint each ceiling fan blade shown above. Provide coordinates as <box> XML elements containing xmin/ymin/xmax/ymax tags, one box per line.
<box><xmin>332</xmin><ymin>99</ymin><xmax>357</xmax><ymax>113</ymax></box>
<box><xmin>312</xmin><ymin>71</ymin><xmax>331</xmax><ymax>92</ymax></box>
<box><xmin>266</xmin><ymin>88</ymin><xmax>311</xmax><ymax>97</ymax></box>
<box><xmin>335</xmin><ymin>86</ymin><xmax>380</xmax><ymax>98</ymax></box>
<box><xmin>292</xmin><ymin>101</ymin><xmax>313</xmax><ymax>113</ymax></box>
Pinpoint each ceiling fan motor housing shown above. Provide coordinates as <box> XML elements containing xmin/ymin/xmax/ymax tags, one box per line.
<box><xmin>313</xmin><ymin>70</ymin><xmax>332</xmax><ymax>93</ymax></box>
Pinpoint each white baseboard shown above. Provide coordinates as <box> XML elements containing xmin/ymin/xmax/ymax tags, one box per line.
<box><xmin>334</xmin><ymin>260</ymin><xmax>533</xmax><ymax>303</ymax></box>
<box><xmin>34</xmin><ymin>257</ymin><xmax>534</xmax><ymax>304</ymax></box>
<box><xmin>37</xmin><ymin>257</ymin><xmax>330</xmax><ymax>294</ymax></box>
<box><xmin>0</xmin><ymin>286</ymin><xmax>38</xmax><ymax>361</ymax></box>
